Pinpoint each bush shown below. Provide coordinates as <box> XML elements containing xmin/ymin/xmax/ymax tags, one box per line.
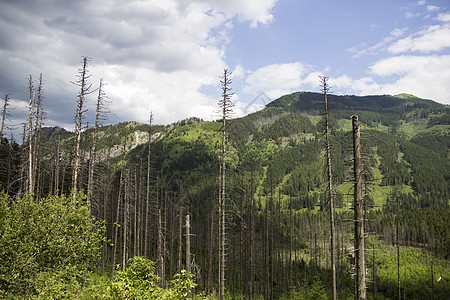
<box><xmin>0</xmin><ymin>192</ymin><xmax>105</xmax><ymax>298</ymax></box>
<box><xmin>105</xmin><ymin>257</ymin><xmax>212</xmax><ymax>300</ymax></box>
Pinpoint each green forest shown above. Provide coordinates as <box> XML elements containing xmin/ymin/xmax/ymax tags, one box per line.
<box><xmin>0</xmin><ymin>71</ymin><xmax>449</xmax><ymax>299</ymax></box>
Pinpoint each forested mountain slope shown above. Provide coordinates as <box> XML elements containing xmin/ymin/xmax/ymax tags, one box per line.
<box><xmin>0</xmin><ymin>91</ymin><xmax>449</xmax><ymax>299</ymax></box>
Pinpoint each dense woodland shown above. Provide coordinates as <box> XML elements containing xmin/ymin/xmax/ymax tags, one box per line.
<box><xmin>0</xmin><ymin>64</ymin><xmax>449</xmax><ymax>299</ymax></box>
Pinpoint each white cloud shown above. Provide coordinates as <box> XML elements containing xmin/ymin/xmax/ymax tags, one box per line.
<box><xmin>243</xmin><ymin>62</ymin><xmax>306</xmax><ymax>99</ymax></box>
<box><xmin>436</xmin><ymin>12</ymin><xmax>450</xmax><ymax>22</ymax></box>
<box><xmin>231</xmin><ymin>64</ymin><xmax>245</xmax><ymax>80</ymax></box>
<box><xmin>427</xmin><ymin>5</ymin><xmax>439</xmax><ymax>12</ymax></box>
<box><xmin>350</xmin><ymin>28</ymin><xmax>408</xmax><ymax>57</ymax></box>
<box><xmin>320</xmin><ymin>54</ymin><xmax>450</xmax><ymax>105</ymax></box>
<box><xmin>0</xmin><ymin>0</ymin><xmax>279</xmax><ymax>128</ymax></box>
<box><xmin>388</xmin><ymin>24</ymin><xmax>450</xmax><ymax>53</ymax></box>
<box><xmin>368</xmin><ymin>55</ymin><xmax>450</xmax><ymax>103</ymax></box>
<box><xmin>200</xmin><ymin>0</ymin><xmax>277</xmax><ymax>27</ymax></box>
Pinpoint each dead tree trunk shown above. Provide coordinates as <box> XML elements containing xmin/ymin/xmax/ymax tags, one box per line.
<box><xmin>72</xmin><ymin>56</ymin><xmax>92</xmax><ymax>194</ymax></box>
<box><xmin>0</xmin><ymin>94</ymin><xmax>9</xmax><ymax>139</ymax></box>
<box><xmin>32</xmin><ymin>74</ymin><xmax>44</xmax><ymax>198</ymax></box>
<box><xmin>88</xmin><ymin>79</ymin><xmax>106</xmax><ymax>211</ymax></box>
<box><xmin>186</xmin><ymin>214</ymin><xmax>191</xmax><ymax>273</ymax></box>
<box><xmin>320</xmin><ymin>75</ymin><xmax>337</xmax><ymax>300</ymax></box>
<box><xmin>218</xmin><ymin>68</ymin><xmax>233</xmax><ymax>300</ymax></box>
<box><xmin>111</xmin><ymin>152</ymin><xmax>125</xmax><ymax>278</ymax></box>
<box><xmin>158</xmin><ymin>208</ymin><xmax>165</xmax><ymax>287</ymax></box>
<box><xmin>144</xmin><ymin>112</ymin><xmax>153</xmax><ymax>257</ymax></box>
<box><xmin>27</xmin><ymin>75</ymin><xmax>35</xmax><ymax>195</ymax></box>
<box><xmin>353</xmin><ymin>115</ymin><xmax>366</xmax><ymax>300</ymax></box>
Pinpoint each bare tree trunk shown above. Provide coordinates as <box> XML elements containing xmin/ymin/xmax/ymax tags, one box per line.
<box><xmin>27</xmin><ymin>75</ymin><xmax>35</xmax><ymax>195</ymax></box>
<box><xmin>186</xmin><ymin>214</ymin><xmax>191</xmax><ymax>273</ymax></box>
<box><xmin>54</xmin><ymin>138</ymin><xmax>60</xmax><ymax>195</ymax></box>
<box><xmin>32</xmin><ymin>74</ymin><xmax>44</xmax><ymax>198</ymax></box>
<box><xmin>111</xmin><ymin>153</ymin><xmax>125</xmax><ymax>278</ymax></box>
<box><xmin>144</xmin><ymin>112</ymin><xmax>153</xmax><ymax>257</ymax></box>
<box><xmin>0</xmin><ymin>94</ymin><xmax>9</xmax><ymax>139</ymax></box>
<box><xmin>101</xmin><ymin>158</ymin><xmax>110</xmax><ymax>276</ymax></box>
<box><xmin>122</xmin><ymin>170</ymin><xmax>129</xmax><ymax>271</ymax></box>
<box><xmin>72</xmin><ymin>56</ymin><xmax>92</xmax><ymax>194</ymax></box>
<box><xmin>208</xmin><ymin>205</ymin><xmax>214</xmax><ymax>295</ymax></box>
<box><xmin>353</xmin><ymin>115</ymin><xmax>366</xmax><ymax>300</ymax></box>
<box><xmin>218</xmin><ymin>68</ymin><xmax>233</xmax><ymax>300</ymax></box>
<box><xmin>158</xmin><ymin>208</ymin><xmax>165</xmax><ymax>287</ymax></box>
<box><xmin>320</xmin><ymin>75</ymin><xmax>337</xmax><ymax>300</ymax></box>
<box><xmin>178</xmin><ymin>206</ymin><xmax>183</xmax><ymax>272</ymax></box>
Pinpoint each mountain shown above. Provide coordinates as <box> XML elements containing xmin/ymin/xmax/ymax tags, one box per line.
<box><xmin>1</xmin><ymin>91</ymin><xmax>449</xmax><ymax>299</ymax></box>
<box><xmin>36</xmin><ymin>91</ymin><xmax>448</xmax><ymax>208</ymax></box>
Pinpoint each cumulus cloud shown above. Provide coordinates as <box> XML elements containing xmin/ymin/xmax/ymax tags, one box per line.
<box><xmin>436</xmin><ymin>12</ymin><xmax>450</xmax><ymax>22</ymax></box>
<box><xmin>243</xmin><ymin>62</ymin><xmax>307</xmax><ymax>99</ymax></box>
<box><xmin>198</xmin><ymin>0</ymin><xmax>277</xmax><ymax>27</ymax></box>
<box><xmin>0</xmin><ymin>0</ymin><xmax>279</xmax><ymax>130</ymax></box>
<box><xmin>327</xmin><ymin>55</ymin><xmax>450</xmax><ymax>104</ymax></box>
<box><xmin>427</xmin><ymin>5</ymin><xmax>440</xmax><ymax>12</ymax></box>
<box><xmin>369</xmin><ymin>55</ymin><xmax>450</xmax><ymax>102</ymax></box>
<box><xmin>388</xmin><ymin>24</ymin><xmax>450</xmax><ymax>53</ymax></box>
<box><xmin>350</xmin><ymin>27</ymin><xmax>408</xmax><ymax>57</ymax></box>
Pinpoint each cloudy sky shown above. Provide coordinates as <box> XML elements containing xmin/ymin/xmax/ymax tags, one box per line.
<box><xmin>0</xmin><ymin>0</ymin><xmax>449</xmax><ymax>135</ymax></box>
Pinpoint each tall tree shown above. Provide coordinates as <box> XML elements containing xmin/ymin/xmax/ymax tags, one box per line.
<box><xmin>353</xmin><ymin>115</ymin><xmax>366</xmax><ymax>300</ymax></box>
<box><xmin>88</xmin><ymin>79</ymin><xmax>107</xmax><ymax>200</ymax></box>
<box><xmin>0</xmin><ymin>94</ymin><xmax>11</xmax><ymax>139</ymax></box>
<box><xmin>27</xmin><ymin>75</ymin><xmax>35</xmax><ymax>195</ymax></box>
<box><xmin>218</xmin><ymin>68</ymin><xmax>233</xmax><ymax>300</ymax></box>
<box><xmin>72</xmin><ymin>56</ymin><xmax>93</xmax><ymax>193</ymax></box>
<box><xmin>320</xmin><ymin>75</ymin><xmax>337</xmax><ymax>300</ymax></box>
<box><xmin>144</xmin><ymin>112</ymin><xmax>153</xmax><ymax>258</ymax></box>
<box><xmin>32</xmin><ymin>73</ymin><xmax>44</xmax><ymax>197</ymax></box>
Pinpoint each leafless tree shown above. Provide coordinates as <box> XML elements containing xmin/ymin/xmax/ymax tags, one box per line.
<box><xmin>0</xmin><ymin>94</ymin><xmax>12</xmax><ymax>139</ymax></box>
<box><xmin>353</xmin><ymin>115</ymin><xmax>366</xmax><ymax>300</ymax></box>
<box><xmin>218</xmin><ymin>68</ymin><xmax>233</xmax><ymax>300</ymax></box>
<box><xmin>320</xmin><ymin>75</ymin><xmax>337</xmax><ymax>300</ymax></box>
<box><xmin>71</xmin><ymin>56</ymin><xmax>93</xmax><ymax>193</ymax></box>
<box><xmin>27</xmin><ymin>75</ymin><xmax>35</xmax><ymax>195</ymax></box>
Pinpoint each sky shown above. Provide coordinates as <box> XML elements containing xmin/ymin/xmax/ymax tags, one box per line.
<box><xmin>0</xmin><ymin>0</ymin><xmax>449</xmax><ymax>136</ymax></box>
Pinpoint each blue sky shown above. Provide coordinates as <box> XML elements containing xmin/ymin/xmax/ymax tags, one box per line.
<box><xmin>0</xmin><ymin>0</ymin><xmax>449</xmax><ymax>134</ymax></box>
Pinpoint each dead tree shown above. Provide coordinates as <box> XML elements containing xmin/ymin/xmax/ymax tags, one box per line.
<box><xmin>353</xmin><ymin>115</ymin><xmax>366</xmax><ymax>300</ymax></box>
<box><xmin>111</xmin><ymin>149</ymin><xmax>125</xmax><ymax>278</ymax></box>
<box><xmin>88</xmin><ymin>79</ymin><xmax>107</xmax><ymax>195</ymax></box>
<box><xmin>218</xmin><ymin>68</ymin><xmax>233</xmax><ymax>300</ymax></box>
<box><xmin>158</xmin><ymin>208</ymin><xmax>165</xmax><ymax>287</ymax></box>
<box><xmin>186</xmin><ymin>214</ymin><xmax>191</xmax><ymax>273</ymax></box>
<box><xmin>1</xmin><ymin>94</ymin><xmax>11</xmax><ymax>139</ymax></box>
<box><xmin>143</xmin><ymin>112</ymin><xmax>153</xmax><ymax>258</ymax></box>
<box><xmin>396</xmin><ymin>196</ymin><xmax>401</xmax><ymax>300</ymax></box>
<box><xmin>32</xmin><ymin>74</ymin><xmax>44</xmax><ymax>198</ymax></box>
<box><xmin>320</xmin><ymin>75</ymin><xmax>337</xmax><ymax>300</ymax></box>
<box><xmin>71</xmin><ymin>56</ymin><xmax>93</xmax><ymax>193</ymax></box>
<box><xmin>27</xmin><ymin>75</ymin><xmax>35</xmax><ymax>195</ymax></box>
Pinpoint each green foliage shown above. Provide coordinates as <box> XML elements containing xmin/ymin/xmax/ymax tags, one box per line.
<box><xmin>103</xmin><ymin>256</ymin><xmax>212</xmax><ymax>300</ymax></box>
<box><xmin>374</xmin><ymin>245</ymin><xmax>450</xmax><ymax>299</ymax></box>
<box><xmin>279</xmin><ymin>278</ymin><xmax>328</xmax><ymax>300</ymax></box>
<box><xmin>0</xmin><ymin>192</ymin><xmax>105</xmax><ymax>298</ymax></box>
<box><xmin>106</xmin><ymin>257</ymin><xmax>162</xmax><ymax>299</ymax></box>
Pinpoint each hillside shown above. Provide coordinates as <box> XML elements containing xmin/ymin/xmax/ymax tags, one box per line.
<box><xmin>1</xmin><ymin>91</ymin><xmax>449</xmax><ymax>299</ymax></box>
